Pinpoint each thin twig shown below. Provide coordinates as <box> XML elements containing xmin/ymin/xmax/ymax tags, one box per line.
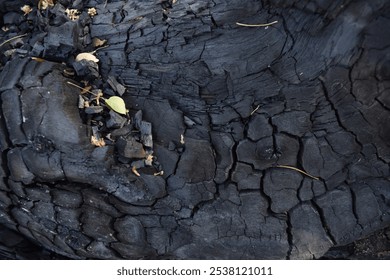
<box><xmin>90</xmin><ymin>44</ymin><xmax>110</xmax><ymax>54</ymax></box>
<box><xmin>275</xmin><ymin>165</ymin><xmax>319</xmax><ymax>180</ymax></box>
<box><xmin>236</xmin><ymin>20</ymin><xmax>278</xmax><ymax>28</ymax></box>
<box><xmin>0</xmin><ymin>34</ymin><xmax>28</xmax><ymax>48</ymax></box>
<box><xmin>67</xmin><ymin>81</ymin><xmax>98</xmax><ymax>97</ymax></box>
<box><xmin>250</xmin><ymin>105</ymin><xmax>260</xmax><ymax>115</ymax></box>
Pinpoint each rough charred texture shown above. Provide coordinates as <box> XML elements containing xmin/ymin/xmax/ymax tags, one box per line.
<box><xmin>0</xmin><ymin>0</ymin><xmax>389</xmax><ymax>259</ymax></box>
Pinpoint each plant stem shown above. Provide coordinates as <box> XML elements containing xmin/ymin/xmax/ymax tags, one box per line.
<box><xmin>66</xmin><ymin>81</ymin><xmax>101</xmax><ymax>98</ymax></box>
<box><xmin>236</xmin><ymin>20</ymin><xmax>278</xmax><ymax>27</ymax></box>
<box><xmin>275</xmin><ymin>165</ymin><xmax>319</xmax><ymax>180</ymax></box>
<box><xmin>0</xmin><ymin>34</ymin><xmax>28</xmax><ymax>47</ymax></box>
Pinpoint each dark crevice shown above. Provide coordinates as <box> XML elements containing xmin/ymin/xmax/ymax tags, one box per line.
<box><xmin>285</xmin><ymin>212</ymin><xmax>293</xmax><ymax>259</ymax></box>
<box><xmin>311</xmin><ymin>200</ymin><xmax>337</xmax><ymax>245</ymax></box>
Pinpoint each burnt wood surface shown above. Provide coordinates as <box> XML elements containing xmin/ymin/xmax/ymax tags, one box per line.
<box><xmin>0</xmin><ymin>0</ymin><xmax>389</xmax><ymax>259</ymax></box>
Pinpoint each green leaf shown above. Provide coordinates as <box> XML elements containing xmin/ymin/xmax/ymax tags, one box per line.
<box><xmin>105</xmin><ymin>96</ymin><xmax>127</xmax><ymax>115</ymax></box>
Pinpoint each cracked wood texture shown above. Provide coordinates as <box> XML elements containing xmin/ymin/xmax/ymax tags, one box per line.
<box><xmin>0</xmin><ymin>0</ymin><xmax>389</xmax><ymax>259</ymax></box>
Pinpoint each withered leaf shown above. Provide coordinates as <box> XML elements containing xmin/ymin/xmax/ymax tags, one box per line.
<box><xmin>132</xmin><ymin>166</ymin><xmax>141</xmax><ymax>177</ymax></box>
<box><xmin>105</xmin><ymin>96</ymin><xmax>127</xmax><ymax>115</ymax></box>
<box><xmin>91</xmin><ymin>135</ymin><xmax>105</xmax><ymax>147</ymax></box>
<box><xmin>31</xmin><ymin>57</ymin><xmax>45</xmax><ymax>62</ymax></box>
<box><xmin>75</xmin><ymin>52</ymin><xmax>99</xmax><ymax>63</ymax></box>
<box><xmin>21</xmin><ymin>5</ymin><xmax>33</xmax><ymax>16</ymax></box>
<box><xmin>38</xmin><ymin>0</ymin><xmax>55</xmax><ymax>10</ymax></box>
<box><xmin>92</xmin><ymin>37</ymin><xmax>107</xmax><ymax>48</ymax></box>
<box><xmin>88</xmin><ymin>7</ymin><xmax>97</xmax><ymax>17</ymax></box>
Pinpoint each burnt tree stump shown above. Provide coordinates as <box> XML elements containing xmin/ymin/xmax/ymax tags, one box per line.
<box><xmin>0</xmin><ymin>0</ymin><xmax>389</xmax><ymax>259</ymax></box>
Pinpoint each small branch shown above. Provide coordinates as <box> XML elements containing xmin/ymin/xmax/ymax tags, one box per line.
<box><xmin>0</xmin><ymin>34</ymin><xmax>28</xmax><ymax>48</ymax></box>
<box><xmin>275</xmin><ymin>165</ymin><xmax>320</xmax><ymax>180</ymax></box>
<box><xmin>236</xmin><ymin>20</ymin><xmax>278</xmax><ymax>28</ymax></box>
<box><xmin>67</xmin><ymin>81</ymin><xmax>99</xmax><ymax>97</ymax></box>
<box><xmin>250</xmin><ymin>105</ymin><xmax>260</xmax><ymax>115</ymax></box>
<box><xmin>90</xmin><ymin>44</ymin><xmax>110</xmax><ymax>54</ymax></box>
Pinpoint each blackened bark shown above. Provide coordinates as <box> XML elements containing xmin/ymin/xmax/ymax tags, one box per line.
<box><xmin>0</xmin><ymin>0</ymin><xmax>389</xmax><ymax>259</ymax></box>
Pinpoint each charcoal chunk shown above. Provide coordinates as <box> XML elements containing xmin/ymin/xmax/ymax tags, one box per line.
<box><xmin>114</xmin><ymin>216</ymin><xmax>145</xmax><ymax>244</ymax></box>
<box><xmin>247</xmin><ymin>114</ymin><xmax>272</xmax><ymax>141</ymax></box>
<box><xmin>72</xmin><ymin>60</ymin><xmax>99</xmax><ymax>80</ymax></box>
<box><xmin>290</xmin><ymin>203</ymin><xmax>334</xmax><ymax>259</ymax></box>
<box><xmin>107</xmin><ymin>76</ymin><xmax>126</xmax><ymax>96</ymax></box>
<box><xmin>263</xmin><ymin>169</ymin><xmax>302</xmax><ymax>213</ymax></box>
<box><xmin>116</xmin><ymin>136</ymin><xmax>146</xmax><ymax>159</ymax></box>
<box><xmin>140</xmin><ymin>121</ymin><xmax>153</xmax><ymax>148</ymax></box>
<box><xmin>43</xmin><ymin>21</ymin><xmax>79</xmax><ymax>61</ymax></box>
<box><xmin>84</xmin><ymin>106</ymin><xmax>103</xmax><ymax>114</ymax></box>
<box><xmin>272</xmin><ymin>111</ymin><xmax>311</xmax><ymax>137</ymax></box>
<box><xmin>7</xmin><ymin>148</ymin><xmax>34</xmax><ymax>185</ymax></box>
<box><xmin>106</xmin><ymin>110</ymin><xmax>127</xmax><ymax>129</ymax></box>
<box><xmin>1</xmin><ymin>89</ymin><xmax>27</xmax><ymax>145</ymax></box>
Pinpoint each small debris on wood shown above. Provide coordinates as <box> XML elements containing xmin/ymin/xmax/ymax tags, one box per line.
<box><xmin>154</xmin><ymin>171</ymin><xmax>164</xmax><ymax>176</ymax></box>
<box><xmin>131</xmin><ymin>166</ymin><xmax>141</xmax><ymax>177</ymax></box>
<box><xmin>275</xmin><ymin>165</ymin><xmax>319</xmax><ymax>180</ymax></box>
<box><xmin>88</xmin><ymin>8</ymin><xmax>97</xmax><ymax>18</ymax></box>
<box><xmin>75</xmin><ymin>53</ymin><xmax>99</xmax><ymax>63</ymax></box>
<box><xmin>63</xmin><ymin>68</ymin><xmax>75</xmax><ymax>77</ymax></box>
<box><xmin>66</xmin><ymin>55</ymin><xmax>159</xmax><ymax>177</ymax></box>
<box><xmin>91</xmin><ymin>89</ymin><xmax>103</xmax><ymax>105</ymax></box>
<box><xmin>180</xmin><ymin>134</ymin><xmax>185</xmax><ymax>145</ymax></box>
<box><xmin>92</xmin><ymin>38</ymin><xmax>107</xmax><ymax>48</ymax></box>
<box><xmin>250</xmin><ymin>104</ymin><xmax>260</xmax><ymax>115</ymax></box>
<box><xmin>236</xmin><ymin>20</ymin><xmax>278</xmax><ymax>27</ymax></box>
<box><xmin>31</xmin><ymin>57</ymin><xmax>45</xmax><ymax>62</ymax></box>
<box><xmin>21</xmin><ymin>5</ymin><xmax>33</xmax><ymax>16</ymax></box>
<box><xmin>65</xmin><ymin>9</ymin><xmax>80</xmax><ymax>21</ymax></box>
<box><xmin>0</xmin><ymin>34</ymin><xmax>28</xmax><ymax>48</ymax></box>
<box><xmin>80</xmin><ymin>85</ymin><xmax>92</xmax><ymax>94</ymax></box>
<box><xmin>144</xmin><ymin>154</ymin><xmax>154</xmax><ymax>166</ymax></box>
<box><xmin>38</xmin><ymin>0</ymin><xmax>55</xmax><ymax>10</ymax></box>
<box><xmin>91</xmin><ymin>135</ymin><xmax>105</xmax><ymax>147</ymax></box>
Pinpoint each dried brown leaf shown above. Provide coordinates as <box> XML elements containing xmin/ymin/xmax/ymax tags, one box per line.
<box><xmin>21</xmin><ymin>5</ymin><xmax>33</xmax><ymax>16</ymax></box>
<box><xmin>145</xmin><ymin>154</ymin><xmax>154</xmax><ymax>166</ymax></box>
<box><xmin>132</xmin><ymin>166</ymin><xmax>141</xmax><ymax>177</ymax></box>
<box><xmin>92</xmin><ymin>37</ymin><xmax>107</xmax><ymax>48</ymax></box>
<box><xmin>38</xmin><ymin>0</ymin><xmax>55</xmax><ymax>10</ymax></box>
<box><xmin>75</xmin><ymin>52</ymin><xmax>99</xmax><ymax>63</ymax></box>
<box><xmin>91</xmin><ymin>135</ymin><xmax>105</xmax><ymax>147</ymax></box>
<box><xmin>88</xmin><ymin>7</ymin><xmax>97</xmax><ymax>17</ymax></box>
<box><xmin>31</xmin><ymin>57</ymin><xmax>45</xmax><ymax>62</ymax></box>
<box><xmin>65</xmin><ymin>8</ymin><xmax>80</xmax><ymax>21</ymax></box>
<box><xmin>154</xmin><ymin>171</ymin><xmax>164</xmax><ymax>176</ymax></box>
